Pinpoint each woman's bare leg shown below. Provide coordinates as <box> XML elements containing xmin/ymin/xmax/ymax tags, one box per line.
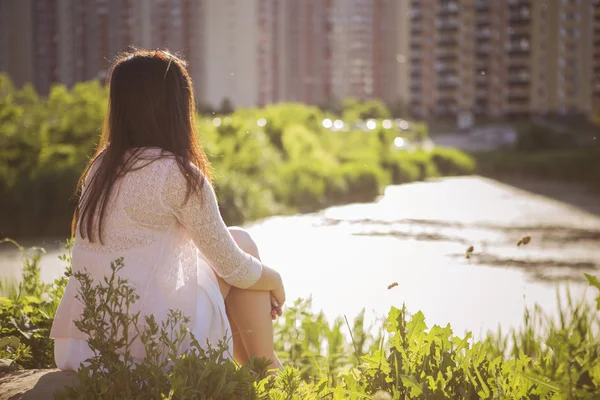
<box><xmin>216</xmin><ymin>227</ymin><xmax>281</xmax><ymax>369</ymax></box>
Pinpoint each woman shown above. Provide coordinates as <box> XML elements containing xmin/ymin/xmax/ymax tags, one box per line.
<box><xmin>50</xmin><ymin>49</ymin><xmax>285</xmax><ymax>370</ymax></box>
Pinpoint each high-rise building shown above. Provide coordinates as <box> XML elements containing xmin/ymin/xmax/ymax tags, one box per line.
<box><xmin>203</xmin><ymin>0</ymin><xmax>279</xmax><ymax>108</ymax></box>
<box><xmin>329</xmin><ymin>0</ymin><xmax>410</xmax><ymax>106</ymax></box>
<box><xmin>275</xmin><ymin>0</ymin><xmax>333</xmax><ymax>106</ymax></box>
<box><xmin>410</xmin><ymin>0</ymin><xmax>595</xmax><ymax>119</ymax></box>
<box><xmin>410</xmin><ymin>0</ymin><xmax>437</xmax><ymax>117</ymax></box>
<box><xmin>373</xmin><ymin>0</ymin><xmax>411</xmax><ymax>108</ymax></box>
<box><xmin>529</xmin><ymin>0</ymin><xmax>594</xmax><ymax>116</ymax></box>
<box><xmin>330</xmin><ymin>0</ymin><xmax>374</xmax><ymax>101</ymax></box>
<box><xmin>593</xmin><ymin>1</ymin><xmax>600</xmax><ymax>107</ymax></box>
<box><xmin>474</xmin><ymin>0</ymin><xmax>509</xmax><ymax>117</ymax></box>
<box><xmin>0</xmin><ymin>0</ymin><xmax>35</xmax><ymax>90</ymax></box>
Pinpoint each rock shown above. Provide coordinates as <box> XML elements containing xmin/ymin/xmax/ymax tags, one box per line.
<box><xmin>0</xmin><ymin>359</ymin><xmax>18</xmax><ymax>373</ymax></box>
<box><xmin>0</xmin><ymin>369</ymin><xmax>77</xmax><ymax>400</ymax></box>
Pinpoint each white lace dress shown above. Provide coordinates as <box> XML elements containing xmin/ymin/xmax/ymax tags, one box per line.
<box><xmin>50</xmin><ymin>148</ymin><xmax>263</xmax><ymax>370</ymax></box>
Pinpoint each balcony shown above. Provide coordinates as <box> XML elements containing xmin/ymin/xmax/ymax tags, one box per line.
<box><xmin>475</xmin><ymin>43</ymin><xmax>492</xmax><ymax>55</ymax></box>
<box><xmin>436</xmin><ymin>19</ymin><xmax>460</xmax><ymax>31</ymax></box>
<box><xmin>507</xmin><ymin>96</ymin><xmax>530</xmax><ymax>107</ymax></box>
<box><xmin>476</xmin><ymin>88</ymin><xmax>488</xmax><ymax>97</ymax></box>
<box><xmin>438</xmin><ymin>4</ymin><xmax>460</xmax><ymax>18</ymax></box>
<box><xmin>475</xmin><ymin>73</ymin><xmax>489</xmax><ymax>85</ymax></box>
<box><xmin>508</xmin><ymin>0</ymin><xmax>532</xmax><ymax>9</ymax></box>
<box><xmin>474</xmin><ymin>0</ymin><xmax>491</xmax><ymax>11</ymax></box>
<box><xmin>509</xmin><ymin>10</ymin><xmax>531</xmax><ymax>24</ymax></box>
<box><xmin>438</xmin><ymin>36</ymin><xmax>459</xmax><ymax>47</ymax></box>
<box><xmin>508</xmin><ymin>86</ymin><xmax>530</xmax><ymax>98</ymax></box>
<box><xmin>507</xmin><ymin>75</ymin><xmax>530</xmax><ymax>86</ymax></box>
<box><xmin>476</xmin><ymin>28</ymin><xmax>492</xmax><ymax>39</ymax></box>
<box><xmin>508</xmin><ymin>40</ymin><xmax>530</xmax><ymax>55</ymax></box>
<box><xmin>438</xmin><ymin>78</ymin><xmax>459</xmax><ymax>89</ymax></box>
<box><xmin>438</xmin><ymin>67</ymin><xmax>459</xmax><ymax>77</ymax></box>
<box><xmin>438</xmin><ymin>50</ymin><xmax>458</xmax><ymax>62</ymax></box>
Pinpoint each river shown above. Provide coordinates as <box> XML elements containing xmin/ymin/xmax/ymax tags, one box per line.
<box><xmin>1</xmin><ymin>176</ymin><xmax>599</xmax><ymax>338</ymax></box>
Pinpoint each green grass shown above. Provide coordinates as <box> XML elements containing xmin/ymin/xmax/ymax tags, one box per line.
<box><xmin>1</xmin><ymin>241</ymin><xmax>599</xmax><ymax>398</ymax></box>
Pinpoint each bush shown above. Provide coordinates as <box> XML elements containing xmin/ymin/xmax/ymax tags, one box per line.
<box><xmin>338</xmin><ymin>162</ymin><xmax>388</xmax><ymax>203</ymax></box>
<box><xmin>0</xmin><ymin>239</ymin><xmax>70</xmax><ymax>369</ymax></box>
<box><xmin>516</xmin><ymin>123</ymin><xmax>575</xmax><ymax>151</ymax></box>
<box><xmin>0</xmin><ymin>73</ymin><xmax>474</xmax><ymax>238</ymax></box>
<box><xmin>404</xmin><ymin>151</ymin><xmax>439</xmax><ymax>181</ymax></box>
<box><xmin>473</xmin><ymin>148</ymin><xmax>600</xmax><ymax>189</ymax></box>
<box><xmin>383</xmin><ymin>153</ymin><xmax>420</xmax><ymax>184</ymax></box>
<box><xmin>429</xmin><ymin>147</ymin><xmax>476</xmax><ymax>176</ymax></box>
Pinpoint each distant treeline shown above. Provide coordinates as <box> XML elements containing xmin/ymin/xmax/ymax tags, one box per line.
<box><xmin>0</xmin><ymin>74</ymin><xmax>474</xmax><ymax>238</ymax></box>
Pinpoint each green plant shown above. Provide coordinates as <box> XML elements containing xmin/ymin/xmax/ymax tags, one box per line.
<box><xmin>0</xmin><ymin>238</ymin><xmax>71</xmax><ymax>369</ymax></box>
<box><xmin>429</xmin><ymin>147</ymin><xmax>476</xmax><ymax>176</ymax></box>
<box><xmin>57</xmin><ymin>259</ymin><xmax>269</xmax><ymax>400</ymax></box>
<box><xmin>3</xmin><ymin>243</ymin><xmax>600</xmax><ymax>398</ymax></box>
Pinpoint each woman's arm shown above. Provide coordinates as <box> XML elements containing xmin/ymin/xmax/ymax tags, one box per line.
<box><xmin>162</xmin><ymin>160</ymin><xmax>284</xmax><ymax>302</ymax></box>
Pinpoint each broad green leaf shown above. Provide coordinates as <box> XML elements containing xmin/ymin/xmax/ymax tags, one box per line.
<box><xmin>521</xmin><ymin>371</ymin><xmax>560</xmax><ymax>392</ymax></box>
<box><xmin>400</xmin><ymin>374</ymin><xmax>424</xmax><ymax>397</ymax></box>
<box><xmin>407</xmin><ymin>311</ymin><xmax>427</xmax><ymax>344</ymax></box>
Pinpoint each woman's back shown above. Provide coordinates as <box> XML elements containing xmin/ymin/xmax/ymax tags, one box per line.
<box><xmin>51</xmin><ymin>148</ymin><xmax>262</xmax><ymax>363</ymax></box>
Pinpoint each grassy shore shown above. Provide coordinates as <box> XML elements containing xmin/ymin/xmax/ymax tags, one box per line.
<box><xmin>1</xmin><ymin>240</ymin><xmax>599</xmax><ymax>399</ymax></box>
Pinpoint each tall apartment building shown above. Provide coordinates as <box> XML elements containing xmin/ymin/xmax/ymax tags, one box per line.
<box><xmin>275</xmin><ymin>0</ymin><xmax>333</xmax><ymax>106</ymax></box>
<box><xmin>373</xmin><ymin>0</ymin><xmax>411</xmax><ymax>107</ymax></box>
<box><xmin>411</xmin><ymin>0</ymin><xmax>595</xmax><ymax>119</ymax></box>
<box><xmin>203</xmin><ymin>0</ymin><xmax>275</xmax><ymax>108</ymax></box>
<box><xmin>410</xmin><ymin>0</ymin><xmax>437</xmax><ymax>117</ymax></box>
<box><xmin>1</xmin><ymin>0</ymin><xmax>206</xmax><ymax>98</ymax></box>
<box><xmin>329</xmin><ymin>0</ymin><xmax>410</xmax><ymax>106</ymax></box>
<box><xmin>330</xmin><ymin>0</ymin><xmax>374</xmax><ymax>101</ymax></box>
<box><xmin>594</xmin><ymin>1</ymin><xmax>600</xmax><ymax>107</ymax></box>
<box><xmin>0</xmin><ymin>0</ymin><xmax>35</xmax><ymax>90</ymax></box>
<box><xmin>474</xmin><ymin>0</ymin><xmax>509</xmax><ymax>117</ymax></box>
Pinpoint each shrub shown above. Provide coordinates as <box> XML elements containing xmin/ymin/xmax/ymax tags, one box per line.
<box><xmin>383</xmin><ymin>153</ymin><xmax>420</xmax><ymax>184</ymax></box>
<box><xmin>515</xmin><ymin>123</ymin><xmax>575</xmax><ymax>151</ymax></box>
<box><xmin>0</xmin><ymin>72</ymin><xmax>475</xmax><ymax>239</ymax></box>
<box><xmin>473</xmin><ymin>148</ymin><xmax>600</xmax><ymax>187</ymax></box>
<box><xmin>404</xmin><ymin>151</ymin><xmax>439</xmax><ymax>181</ymax></box>
<box><xmin>338</xmin><ymin>162</ymin><xmax>388</xmax><ymax>203</ymax></box>
<box><xmin>0</xmin><ymin>239</ymin><xmax>70</xmax><ymax>369</ymax></box>
<box><xmin>429</xmin><ymin>147</ymin><xmax>476</xmax><ymax>176</ymax></box>
<box><xmin>57</xmin><ymin>259</ymin><xmax>269</xmax><ymax>400</ymax></box>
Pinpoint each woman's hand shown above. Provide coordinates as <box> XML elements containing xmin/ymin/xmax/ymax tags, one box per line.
<box><xmin>270</xmin><ymin>284</ymin><xmax>285</xmax><ymax>320</ymax></box>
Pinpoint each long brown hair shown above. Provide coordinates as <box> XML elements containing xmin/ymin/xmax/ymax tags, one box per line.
<box><xmin>73</xmin><ymin>49</ymin><xmax>212</xmax><ymax>242</ymax></box>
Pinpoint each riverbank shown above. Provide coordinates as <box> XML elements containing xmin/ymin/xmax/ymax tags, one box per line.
<box><xmin>3</xmin><ymin>176</ymin><xmax>599</xmax><ymax>336</ymax></box>
<box><xmin>2</xmin><ymin>229</ymin><xmax>599</xmax><ymax>398</ymax></box>
<box><xmin>473</xmin><ymin>148</ymin><xmax>600</xmax><ymax>192</ymax></box>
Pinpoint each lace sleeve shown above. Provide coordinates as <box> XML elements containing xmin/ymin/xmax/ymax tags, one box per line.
<box><xmin>161</xmin><ymin>160</ymin><xmax>263</xmax><ymax>289</ymax></box>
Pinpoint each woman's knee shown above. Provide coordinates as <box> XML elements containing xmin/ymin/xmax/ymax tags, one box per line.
<box><xmin>228</xmin><ymin>227</ymin><xmax>260</xmax><ymax>259</ymax></box>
